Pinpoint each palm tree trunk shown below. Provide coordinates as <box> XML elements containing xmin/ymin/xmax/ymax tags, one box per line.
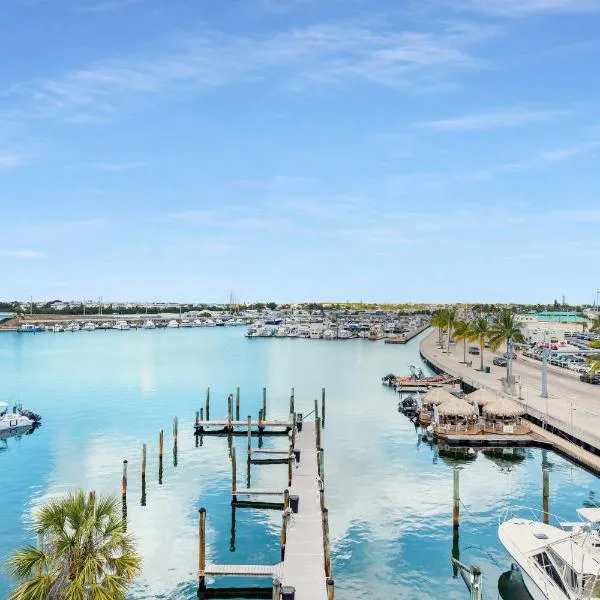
<box><xmin>463</xmin><ymin>339</ymin><xmax>466</xmax><ymax>363</ymax></box>
<box><xmin>480</xmin><ymin>338</ymin><xmax>484</xmax><ymax>371</ymax></box>
<box><xmin>507</xmin><ymin>337</ymin><xmax>513</xmax><ymax>385</ymax></box>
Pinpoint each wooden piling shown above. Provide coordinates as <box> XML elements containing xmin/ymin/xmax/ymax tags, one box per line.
<box><xmin>122</xmin><ymin>460</ymin><xmax>128</xmax><ymax>499</ymax></box>
<box><xmin>205</xmin><ymin>387</ymin><xmax>210</xmax><ymax>421</ymax></box>
<box><xmin>322</xmin><ymin>388</ymin><xmax>326</xmax><ymax>429</ymax></box>
<box><xmin>543</xmin><ymin>466</ymin><xmax>550</xmax><ymax>525</ymax></box>
<box><xmin>284</xmin><ymin>488</ymin><xmax>290</xmax><ymax>511</ymax></box>
<box><xmin>289</xmin><ymin>393</ymin><xmax>294</xmax><ymax>416</ymax></box>
<box><xmin>195</xmin><ymin>410</ymin><xmax>199</xmax><ymax>426</ymax></box>
<box><xmin>198</xmin><ymin>508</ymin><xmax>206</xmax><ymax>589</ymax></box>
<box><xmin>159</xmin><ymin>430</ymin><xmax>164</xmax><ymax>458</ymax></box>
<box><xmin>262</xmin><ymin>387</ymin><xmax>267</xmax><ymax>419</ymax></box>
<box><xmin>319</xmin><ymin>447</ymin><xmax>325</xmax><ymax>482</ymax></box>
<box><xmin>272</xmin><ymin>578</ymin><xmax>282</xmax><ymax>600</ymax></box>
<box><xmin>314</xmin><ymin>398</ymin><xmax>319</xmax><ymax>421</ymax></box>
<box><xmin>228</xmin><ymin>394</ymin><xmax>233</xmax><ymax>422</ymax></box>
<box><xmin>326</xmin><ymin>578</ymin><xmax>335</xmax><ymax>600</ymax></box>
<box><xmin>173</xmin><ymin>416</ymin><xmax>178</xmax><ymax>441</ymax></box>
<box><xmin>280</xmin><ymin>510</ymin><xmax>289</xmax><ymax>561</ymax></box>
<box><xmin>288</xmin><ymin>451</ymin><xmax>293</xmax><ymax>487</ymax></box>
<box><xmin>316</xmin><ymin>416</ymin><xmax>321</xmax><ymax>449</ymax></box>
<box><xmin>236</xmin><ymin>387</ymin><xmax>240</xmax><ymax>421</ymax></box>
<box><xmin>247</xmin><ymin>415</ymin><xmax>252</xmax><ymax>454</ymax></box>
<box><xmin>141</xmin><ymin>444</ymin><xmax>147</xmax><ymax>507</ymax></box>
<box><xmin>200</xmin><ymin>407</ymin><xmax>204</xmax><ymax>421</ymax></box>
<box><xmin>323</xmin><ymin>507</ymin><xmax>331</xmax><ymax>578</ymax></box>
<box><xmin>232</xmin><ymin>447</ymin><xmax>237</xmax><ymax>499</ymax></box>
<box><xmin>453</xmin><ymin>467</ymin><xmax>460</xmax><ymax>530</ymax></box>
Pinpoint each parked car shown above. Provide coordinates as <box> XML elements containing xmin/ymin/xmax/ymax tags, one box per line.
<box><xmin>493</xmin><ymin>357</ymin><xmax>508</xmax><ymax>367</ymax></box>
<box><xmin>468</xmin><ymin>345</ymin><xmax>480</xmax><ymax>355</ymax></box>
<box><xmin>503</xmin><ymin>352</ymin><xmax>517</xmax><ymax>360</ymax></box>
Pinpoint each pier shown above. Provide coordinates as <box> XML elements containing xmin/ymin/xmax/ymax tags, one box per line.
<box><xmin>196</xmin><ymin>392</ymin><xmax>332</xmax><ymax>600</ymax></box>
<box><xmin>420</xmin><ymin>330</ymin><xmax>600</xmax><ymax>474</ymax></box>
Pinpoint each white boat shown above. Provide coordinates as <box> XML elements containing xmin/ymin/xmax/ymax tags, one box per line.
<box><xmin>499</xmin><ymin>508</ymin><xmax>600</xmax><ymax>600</ymax></box>
<box><xmin>192</xmin><ymin>320</ymin><xmax>203</xmax><ymax>327</ymax></box>
<box><xmin>310</xmin><ymin>330</ymin><xmax>322</xmax><ymax>339</ymax></box>
<box><xmin>167</xmin><ymin>320</ymin><xmax>179</xmax><ymax>328</ymax></box>
<box><xmin>66</xmin><ymin>322</ymin><xmax>81</xmax><ymax>332</ymax></box>
<box><xmin>83</xmin><ymin>322</ymin><xmax>96</xmax><ymax>331</ymax></box>
<box><xmin>113</xmin><ymin>322</ymin><xmax>130</xmax><ymax>331</ymax></box>
<box><xmin>17</xmin><ymin>323</ymin><xmax>41</xmax><ymax>333</ymax></box>
<box><xmin>142</xmin><ymin>320</ymin><xmax>156</xmax><ymax>329</ymax></box>
<box><xmin>323</xmin><ymin>329</ymin><xmax>334</xmax><ymax>340</ymax></box>
<box><xmin>179</xmin><ymin>320</ymin><xmax>194</xmax><ymax>328</ymax></box>
<box><xmin>0</xmin><ymin>402</ymin><xmax>35</xmax><ymax>433</ymax></box>
<box><xmin>204</xmin><ymin>319</ymin><xmax>216</xmax><ymax>327</ymax></box>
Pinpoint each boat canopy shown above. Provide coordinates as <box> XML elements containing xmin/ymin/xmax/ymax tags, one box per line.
<box><xmin>549</xmin><ymin>539</ymin><xmax>600</xmax><ymax>575</ymax></box>
<box><xmin>577</xmin><ymin>507</ymin><xmax>600</xmax><ymax>523</ymax></box>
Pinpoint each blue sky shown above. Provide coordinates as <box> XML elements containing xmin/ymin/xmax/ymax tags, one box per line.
<box><xmin>1</xmin><ymin>0</ymin><xmax>599</xmax><ymax>304</ymax></box>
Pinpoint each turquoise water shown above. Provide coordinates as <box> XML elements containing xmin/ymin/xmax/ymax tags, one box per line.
<box><xmin>1</xmin><ymin>328</ymin><xmax>599</xmax><ymax>599</ymax></box>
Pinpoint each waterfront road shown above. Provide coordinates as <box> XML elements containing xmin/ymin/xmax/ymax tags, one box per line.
<box><xmin>420</xmin><ymin>331</ymin><xmax>600</xmax><ymax>450</ymax></box>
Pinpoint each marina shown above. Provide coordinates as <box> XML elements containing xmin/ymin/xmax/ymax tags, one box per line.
<box><xmin>2</xmin><ymin>326</ymin><xmax>600</xmax><ymax>599</ymax></box>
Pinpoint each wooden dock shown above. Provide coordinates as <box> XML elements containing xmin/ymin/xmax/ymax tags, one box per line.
<box><xmin>197</xmin><ymin>391</ymin><xmax>333</xmax><ymax>599</ymax></box>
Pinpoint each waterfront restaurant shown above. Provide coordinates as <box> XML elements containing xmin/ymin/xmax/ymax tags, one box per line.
<box><xmin>481</xmin><ymin>398</ymin><xmax>529</xmax><ymax>435</ymax></box>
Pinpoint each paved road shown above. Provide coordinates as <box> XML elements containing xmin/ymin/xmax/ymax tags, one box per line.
<box><xmin>421</xmin><ymin>332</ymin><xmax>600</xmax><ymax>447</ymax></box>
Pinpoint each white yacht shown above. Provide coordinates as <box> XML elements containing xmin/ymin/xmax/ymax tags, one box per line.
<box><xmin>323</xmin><ymin>329</ymin><xmax>334</xmax><ymax>340</ymax></box>
<box><xmin>83</xmin><ymin>322</ymin><xmax>96</xmax><ymax>331</ymax></box>
<box><xmin>310</xmin><ymin>330</ymin><xmax>322</xmax><ymax>339</ymax></box>
<box><xmin>0</xmin><ymin>403</ymin><xmax>35</xmax><ymax>433</ymax></box>
<box><xmin>142</xmin><ymin>320</ymin><xmax>156</xmax><ymax>329</ymax></box>
<box><xmin>113</xmin><ymin>322</ymin><xmax>130</xmax><ymax>331</ymax></box>
<box><xmin>192</xmin><ymin>319</ymin><xmax>203</xmax><ymax>327</ymax></box>
<box><xmin>204</xmin><ymin>319</ymin><xmax>216</xmax><ymax>327</ymax></box>
<box><xmin>167</xmin><ymin>319</ymin><xmax>179</xmax><ymax>328</ymax></box>
<box><xmin>179</xmin><ymin>320</ymin><xmax>194</xmax><ymax>328</ymax></box>
<box><xmin>66</xmin><ymin>322</ymin><xmax>81</xmax><ymax>332</ymax></box>
<box><xmin>245</xmin><ymin>327</ymin><xmax>259</xmax><ymax>338</ymax></box>
<box><xmin>499</xmin><ymin>508</ymin><xmax>600</xmax><ymax>600</ymax></box>
<box><xmin>18</xmin><ymin>323</ymin><xmax>41</xmax><ymax>333</ymax></box>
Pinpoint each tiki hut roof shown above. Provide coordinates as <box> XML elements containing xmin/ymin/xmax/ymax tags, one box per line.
<box><xmin>422</xmin><ymin>388</ymin><xmax>456</xmax><ymax>405</ymax></box>
<box><xmin>437</xmin><ymin>398</ymin><xmax>478</xmax><ymax>417</ymax></box>
<box><xmin>482</xmin><ymin>398</ymin><xmax>525</xmax><ymax>417</ymax></box>
<box><xmin>465</xmin><ymin>388</ymin><xmax>497</xmax><ymax>406</ymax></box>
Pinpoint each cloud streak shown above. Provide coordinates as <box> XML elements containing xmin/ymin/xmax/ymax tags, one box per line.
<box><xmin>86</xmin><ymin>161</ymin><xmax>147</xmax><ymax>172</ymax></box>
<box><xmin>0</xmin><ymin>249</ymin><xmax>44</xmax><ymax>259</ymax></box>
<box><xmin>456</xmin><ymin>0</ymin><xmax>600</xmax><ymax>17</ymax></box>
<box><xmin>414</xmin><ymin>106</ymin><xmax>568</xmax><ymax>131</ymax></box>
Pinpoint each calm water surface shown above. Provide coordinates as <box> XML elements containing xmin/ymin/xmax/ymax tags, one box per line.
<box><xmin>1</xmin><ymin>328</ymin><xmax>599</xmax><ymax>599</ymax></box>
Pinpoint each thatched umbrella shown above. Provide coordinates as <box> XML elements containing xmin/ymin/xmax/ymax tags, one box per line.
<box><xmin>465</xmin><ymin>388</ymin><xmax>497</xmax><ymax>407</ymax></box>
<box><xmin>482</xmin><ymin>398</ymin><xmax>525</xmax><ymax>418</ymax></box>
<box><xmin>422</xmin><ymin>388</ymin><xmax>456</xmax><ymax>405</ymax></box>
<box><xmin>437</xmin><ymin>398</ymin><xmax>478</xmax><ymax>417</ymax></box>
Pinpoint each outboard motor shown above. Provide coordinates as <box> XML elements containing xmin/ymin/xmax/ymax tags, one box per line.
<box><xmin>20</xmin><ymin>409</ymin><xmax>42</xmax><ymax>422</ymax></box>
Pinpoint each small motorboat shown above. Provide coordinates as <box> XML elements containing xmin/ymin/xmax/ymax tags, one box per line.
<box><xmin>0</xmin><ymin>402</ymin><xmax>41</xmax><ymax>434</ymax></box>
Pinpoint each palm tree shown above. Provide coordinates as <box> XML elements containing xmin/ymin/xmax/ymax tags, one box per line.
<box><xmin>488</xmin><ymin>308</ymin><xmax>525</xmax><ymax>384</ymax></box>
<box><xmin>588</xmin><ymin>355</ymin><xmax>600</xmax><ymax>375</ymax></box>
<box><xmin>431</xmin><ymin>309</ymin><xmax>449</xmax><ymax>346</ymax></box>
<box><xmin>591</xmin><ymin>315</ymin><xmax>600</xmax><ymax>333</ymax></box>
<box><xmin>453</xmin><ymin>320</ymin><xmax>470</xmax><ymax>364</ymax></box>
<box><xmin>467</xmin><ymin>316</ymin><xmax>489</xmax><ymax>371</ymax></box>
<box><xmin>445</xmin><ymin>307</ymin><xmax>457</xmax><ymax>354</ymax></box>
<box><xmin>7</xmin><ymin>490</ymin><xmax>141</xmax><ymax>600</ymax></box>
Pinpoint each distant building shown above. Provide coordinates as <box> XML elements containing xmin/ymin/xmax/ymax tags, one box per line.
<box><xmin>517</xmin><ymin>311</ymin><xmax>590</xmax><ymax>333</ymax></box>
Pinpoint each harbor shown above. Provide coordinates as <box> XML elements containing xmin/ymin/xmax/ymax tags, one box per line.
<box><xmin>2</xmin><ymin>325</ymin><xmax>600</xmax><ymax>599</ymax></box>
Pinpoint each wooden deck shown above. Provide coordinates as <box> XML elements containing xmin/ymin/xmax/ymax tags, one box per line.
<box><xmin>205</xmin><ymin>563</ymin><xmax>284</xmax><ymax>577</ymax></box>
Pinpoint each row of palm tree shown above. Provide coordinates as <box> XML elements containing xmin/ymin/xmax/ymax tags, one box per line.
<box><xmin>432</xmin><ymin>308</ymin><xmax>525</xmax><ymax>381</ymax></box>
<box><xmin>7</xmin><ymin>491</ymin><xmax>141</xmax><ymax>600</ymax></box>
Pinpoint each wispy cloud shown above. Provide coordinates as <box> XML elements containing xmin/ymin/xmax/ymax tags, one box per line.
<box><xmin>455</xmin><ymin>0</ymin><xmax>600</xmax><ymax>17</ymax></box>
<box><xmin>539</xmin><ymin>140</ymin><xmax>600</xmax><ymax>161</ymax></box>
<box><xmin>414</xmin><ymin>106</ymin><xmax>568</xmax><ymax>131</ymax></box>
<box><xmin>0</xmin><ymin>249</ymin><xmax>44</xmax><ymax>259</ymax></box>
<box><xmin>77</xmin><ymin>0</ymin><xmax>145</xmax><ymax>12</ymax></box>
<box><xmin>0</xmin><ymin>152</ymin><xmax>29</xmax><ymax>169</ymax></box>
<box><xmin>0</xmin><ymin>20</ymin><xmax>498</xmax><ymax>123</ymax></box>
<box><xmin>86</xmin><ymin>161</ymin><xmax>147</xmax><ymax>172</ymax></box>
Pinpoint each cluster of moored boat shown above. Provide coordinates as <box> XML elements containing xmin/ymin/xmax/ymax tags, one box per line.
<box><xmin>17</xmin><ymin>318</ymin><xmax>246</xmax><ymax>333</ymax></box>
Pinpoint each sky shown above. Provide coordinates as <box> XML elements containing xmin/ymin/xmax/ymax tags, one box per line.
<box><xmin>1</xmin><ymin>0</ymin><xmax>599</xmax><ymax>304</ymax></box>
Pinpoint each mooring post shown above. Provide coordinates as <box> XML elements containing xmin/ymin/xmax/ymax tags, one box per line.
<box><xmin>228</xmin><ymin>394</ymin><xmax>233</xmax><ymax>421</ymax></box>
<box><xmin>247</xmin><ymin>415</ymin><xmax>252</xmax><ymax>454</ymax></box>
<box><xmin>195</xmin><ymin>410</ymin><xmax>199</xmax><ymax>426</ymax></box>
<box><xmin>284</xmin><ymin>488</ymin><xmax>290</xmax><ymax>511</ymax></box>
<box><xmin>122</xmin><ymin>459</ymin><xmax>128</xmax><ymax>500</ymax></box>
<box><xmin>280</xmin><ymin>509</ymin><xmax>289</xmax><ymax>561</ymax></box>
<box><xmin>205</xmin><ymin>387</ymin><xmax>210</xmax><ymax>421</ymax></box>
<box><xmin>453</xmin><ymin>467</ymin><xmax>460</xmax><ymax>530</ymax></box>
<box><xmin>173</xmin><ymin>416</ymin><xmax>178</xmax><ymax>442</ymax></box>
<box><xmin>319</xmin><ymin>479</ymin><xmax>325</xmax><ymax>511</ymax></box>
<box><xmin>272</xmin><ymin>577</ymin><xmax>282</xmax><ymax>600</ymax></box>
<box><xmin>288</xmin><ymin>449</ymin><xmax>293</xmax><ymax>487</ymax></box>
<box><xmin>258</xmin><ymin>408</ymin><xmax>265</xmax><ymax>433</ymax></box>
<box><xmin>326</xmin><ymin>578</ymin><xmax>335</xmax><ymax>600</ymax></box>
<box><xmin>319</xmin><ymin>447</ymin><xmax>325</xmax><ymax>482</ymax></box>
<box><xmin>159</xmin><ymin>429</ymin><xmax>164</xmax><ymax>485</ymax></box>
<box><xmin>198</xmin><ymin>508</ymin><xmax>206</xmax><ymax>590</ymax></box>
<box><xmin>231</xmin><ymin>447</ymin><xmax>237</xmax><ymax>500</ymax></box>
<box><xmin>314</xmin><ymin>398</ymin><xmax>319</xmax><ymax>421</ymax></box>
<box><xmin>323</xmin><ymin>507</ymin><xmax>332</xmax><ymax>578</ymax></box>
<box><xmin>322</xmin><ymin>388</ymin><xmax>326</xmax><ymax>429</ymax></box>
<box><xmin>316</xmin><ymin>416</ymin><xmax>321</xmax><ymax>449</ymax></box>
<box><xmin>543</xmin><ymin>465</ymin><xmax>550</xmax><ymax>525</ymax></box>
<box><xmin>200</xmin><ymin>407</ymin><xmax>204</xmax><ymax>422</ymax></box>
<box><xmin>470</xmin><ymin>566</ymin><xmax>482</xmax><ymax>600</ymax></box>
<box><xmin>236</xmin><ymin>387</ymin><xmax>240</xmax><ymax>421</ymax></box>
<box><xmin>141</xmin><ymin>444</ymin><xmax>147</xmax><ymax>506</ymax></box>
<box><xmin>262</xmin><ymin>387</ymin><xmax>267</xmax><ymax>420</ymax></box>
<box><xmin>289</xmin><ymin>393</ymin><xmax>294</xmax><ymax>416</ymax></box>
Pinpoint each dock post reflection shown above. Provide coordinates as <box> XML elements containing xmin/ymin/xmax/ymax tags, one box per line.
<box><xmin>159</xmin><ymin>429</ymin><xmax>164</xmax><ymax>485</ymax></box>
<box><xmin>232</xmin><ymin>447</ymin><xmax>237</xmax><ymax>503</ymax></box>
<box><xmin>322</xmin><ymin>388</ymin><xmax>326</xmax><ymax>429</ymax></box>
<box><xmin>452</xmin><ymin>467</ymin><xmax>460</xmax><ymax>578</ymax></box>
<box><xmin>173</xmin><ymin>416</ymin><xmax>178</xmax><ymax>468</ymax></box>
<box><xmin>205</xmin><ymin>387</ymin><xmax>210</xmax><ymax>421</ymax></box>
<box><xmin>236</xmin><ymin>387</ymin><xmax>240</xmax><ymax>420</ymax></box>
<box><xmin>262</xmin><ymin>386</ymin><xmax>267</xmax><ymax>419</ymax></box>
<box><xmin>122</xmin><ymin>459</ymin><xmax>128</xmax><ymax>531</ymax></box>
<box><xmin>230</xmin><ymin>504</ymin><xmax>236</xmax><ymax>552</ymax></box>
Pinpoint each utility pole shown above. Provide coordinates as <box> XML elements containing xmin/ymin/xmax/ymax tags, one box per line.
<box><xmin>30</xmin><ymin>295</ymin><xmax>33</xmax><ymax>316</ymax></box>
